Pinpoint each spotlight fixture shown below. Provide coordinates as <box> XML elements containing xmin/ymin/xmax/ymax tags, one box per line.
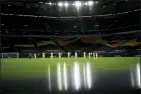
<box><xmin>88</xmin><ymin>1</ymin><xmax>94</xmax><ymax>6</ymax></box>
<box><xmin>58</xmin><ymin>2</ymin><xmax>63</xmax><ymax>7</ymax></box>
<box><xmin>95</xmin><ymin>1</ymin><xmax>99</xmax><ymax>4</ymax></box>
<box><xmin>75</xmin><ymin>1</ymin><xmax>82</xmax><ymax>7</ymax></box>
<box><xmin>49</xmin><ymin>2</ymin><xmax>52</xmax><ymax>5</ymax></box>
<box><xmin>64</xmin><ymin>2</ymin><xmax>69</xmax><ymax>7</ymax></box>
<box><xmin>39</xmin><ymin>2</ymin><xmax>43</xmax><ymax>4</ymax></box>
<box><xmin>84</xmin><ymin>2</ymin><xmax>88</xmax><ymax>5</ymax></box>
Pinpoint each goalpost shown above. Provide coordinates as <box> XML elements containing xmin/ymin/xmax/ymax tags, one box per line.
<box><xmin>1</xmin><ymin>53</ymin><xmax>20</xmax><ymax>59</ymax></box>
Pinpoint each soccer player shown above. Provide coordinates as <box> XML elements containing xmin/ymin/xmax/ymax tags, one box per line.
<box><xmin>42</xmin><ymin>52</ymin><xmax>45</xmax><ymax>58</ymax></box>
<box><xmin>28</xmin><ymin>53</ymin><xmax>32</xmax><ymax>59</ymax></box>
<box><xmin>34</xmin><ymin>53</ymin><xmax>36</xmax><ymax>59</ymax></box>
<box><xmin>93</xmin><ymin>52</ymin><xmax>95</xmax><ymax>58</ymax></box>
<box><xmin>50</xmin><ymin>52</ymin><xmax>53</xmax><ymax>58</ymax></box>
<box><xmin>67</xmin><ymin>52</ymin><xmax>71</xmax><ymax>58</ymax></box>
<box><xmin>96</xmin><ymin>52</ymin><xmax>98</xmax><ymax>59</ymax></box>
<box><xmin>58</xmin><ymin>52</ymin><xmax>62</xmax><ymax>58</ymax></box>
<box><xmin>83</xmin><ymin>52</ymin><xmax>86</xmax><ymax>58</ymax></box>
<box><xmin>75</xmin><ymin>52</ymin><xmax>78</xmax><ymax>59</ymax></box>
<box><xmin>88</xmin><ymin>52</ymin><xmax>91</xmax><ymax>58</ymax></box>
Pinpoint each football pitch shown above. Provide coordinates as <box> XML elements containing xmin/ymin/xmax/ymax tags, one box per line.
<box><xmin>1</xmin><ymin>57</ymin><xmax>140</xmax><ymax>80</ymax></box>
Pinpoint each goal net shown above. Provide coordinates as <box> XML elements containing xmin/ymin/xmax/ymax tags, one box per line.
<box><xmin>1</xmin><ymin>53</ymin><xmax>20</xmax><ymax>58</ymax></box>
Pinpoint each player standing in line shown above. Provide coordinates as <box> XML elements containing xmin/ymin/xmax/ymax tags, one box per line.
<box><xmin>96</xmin><ymin>52</ymin><xmax>98</xmax><ymax>59</ymax></box>
<box><xmin>75</xmin><ymin>52</ymin><xmax>78</xmax><ymax>59</ymax></box>
<box><xmin>42</xmin><ymin>52</ymin><xmax>45</xmax><ymax>59</ymax></box>
<box><xmin>58</xmin><ymin>52</ymin><xmax>62</xmax><ymax>58</ymax></box>
<box><xmin>50</xmin><ymin>52</ymin><xmax>53</xmax><ymax>58</ymax></box>
<box><xmin>28</xmin><ymin>53</ymin><xmax>32</xmax><ymax>59</ymax></box>
<box><xmin>34</xmin><ymin>53</ymin><xmax>36</xmax><ymax>59</ymax></box>
<box><xmin>88</xmin><ymin>52</ymin><xmax>91</xmax><ymax>59</ymax></box>
<box><xmin>83</xmin><ymin>52</ymin><xmax>86</xmax><ymax>58</ymax></box>
<box><xmin>93</xmin><ymin>52</ymin><xmax>95</xmax><ymax>58</ymax></box>
<box><xmin>67</xmin><ymin>52</ymin><xmax>71</xmax><ymax>58</ymax></box>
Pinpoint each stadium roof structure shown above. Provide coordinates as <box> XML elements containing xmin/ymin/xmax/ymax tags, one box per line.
<box><xmin>1</xmin><ymin>0</ymin><xmax>140</xmax><ymax>36</ymax></box>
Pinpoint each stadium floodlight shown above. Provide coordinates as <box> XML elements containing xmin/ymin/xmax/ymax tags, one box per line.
<box><xmin>58</xmin><ymin>2</ymin><xmax>63</xmax><ymax>7</ymax></box>
<box><xmin>64</xmin><ymin>2</ymin><xmax>69</xmax><ymax>7</ymax></box>
<box><xmin>75</xmin><ymin>1</ymin><xmax>82</xmax><ymax>7</ymax></box>
<box><xmin>88</xmin><ymin>1</ymin><xmax>94</xmax><ymax>6</ymax></box>
<box><xmin>95</xmin><ymin>1</ymin><xmax>99</xmax><ymax>4</ymax></box>
<box><xmin>84</xmin><ymin>2</ymin><xmax>88</xmax><ymax>5</ymax></box>
<box><xmin>49</xmin><ymin>2</ymin><xmax>52</xmax><ymax>5</ymax></box>
<box><xmin>39</xmin><ymin>2</ymin><xmax>43</xmax><ymax>4</ymax></box>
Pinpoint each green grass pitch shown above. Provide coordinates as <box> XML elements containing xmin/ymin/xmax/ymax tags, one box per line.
<box><xmin>1</xmin><ymin>57</ymin><xmax>140</xmax><ymax>80</ymax></box>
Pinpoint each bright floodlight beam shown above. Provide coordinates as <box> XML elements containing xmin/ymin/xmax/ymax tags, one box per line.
<box><xmin>88</xmin><ymin>1</ymin><xmax>94</xmax><ymax>6</ymax></box>
<box><xmin>58</xmin><ymin>2</ymin><xmax>63</xmax><ymax>7</ymax></box>
<box><xmin>57</xmin><ymin>63</ymin><xmax>62</xmax><ymax>91</ymax></box>
<box><xmin>75</xmin><ymin>1</ymin><xmax>82</xmax><ymax>7</ymax></box>
<box><xmin>73</xmin><ymin>62</ymin><xmax>81</xmax><ymax>90</ymax></box>
<box><xmin>86</xmin><ymin>63</ymin><xmax>92</xmax><ymax>89</ymax></box>
<box><xmin>48</xmin><ymin>65</ymin><xmax>51</xmax><ymax>91</ymax></box>
<box><xmin>130</xmin><ymin>70</ymin><xmax>135</xmax><ymax>88</ymax></box>
<box><xmin>64</xmin><ymin>2</ymin><xmax>69</xmax><ymax>7</ymax></box>
<box><xmin>63</xmin><ymin>63</ymin><xmax>68</xmax><ymax>90</ymax></box>
<box><xmin>136</xmin><ymin>63</ymin><xmax>141</xmax><ymax>88</ymax></box>
<box><xmin>83</xmin><ymin>64</ymin><xmax>86</xmax><ymax>88</ymax></box>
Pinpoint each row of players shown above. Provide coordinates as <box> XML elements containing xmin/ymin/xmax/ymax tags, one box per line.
<box><xmin>32</xmin><ymin>52</ymin><xmax>98</xmax><ymax>58</ymax></box>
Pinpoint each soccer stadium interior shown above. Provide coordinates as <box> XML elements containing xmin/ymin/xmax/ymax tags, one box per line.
<box><xmin>0</xmin><ymin>0</ymin><xmax>141</xmax><ymax>94</ymax></box>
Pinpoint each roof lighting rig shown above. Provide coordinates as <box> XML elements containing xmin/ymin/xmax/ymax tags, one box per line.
<box><xmin>39</xmin><ymin>1</ymin><xmax>98</xmax><ymax>8</ymax></box>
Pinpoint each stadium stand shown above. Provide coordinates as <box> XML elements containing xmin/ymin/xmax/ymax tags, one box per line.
<box><xmin>1</xmin><ymin>0</ymin><xmax>140</xmax><ymax>58</ymax></box>
<box><xmin>1</xmin><ymin>34</ymin><xmax>140</xmax><ymax>58</ymax></box>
